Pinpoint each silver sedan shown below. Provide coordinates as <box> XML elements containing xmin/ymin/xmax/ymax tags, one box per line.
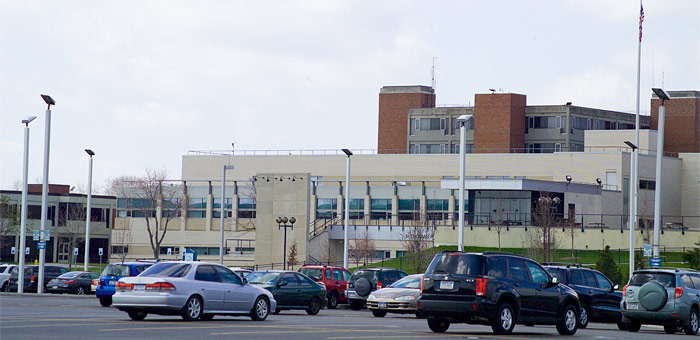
<box><xmin>112</xmin><ymin>261</ymin><xmax>276</xmax><ymax>321</ymax></box>
<box><xmin>367</xmin><ymin>274</ymin><xmax>423</xmax><ymax>318</ymax></box>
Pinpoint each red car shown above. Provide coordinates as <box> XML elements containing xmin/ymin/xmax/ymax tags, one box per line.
<box><xmin>298</xmin><ymin>265</ymin><xmax>352</xmax><ymax>309</ymax></box>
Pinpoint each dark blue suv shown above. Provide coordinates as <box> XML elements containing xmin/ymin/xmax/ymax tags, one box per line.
<box><xmin>96</xmin><ymin>261</ymin><xmax>153</xmax><ymax>306</ymax></box>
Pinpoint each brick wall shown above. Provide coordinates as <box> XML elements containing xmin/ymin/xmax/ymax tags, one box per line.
<box><xmin>378</xmin><ymin>89</ymin><xmax>435</xmax><ymax>154</ymax></box>
<box><xmin>650</xmin><ymin>97</ymin><xmax>700</xmax><ymax>153</ymax></box>
<box><xmin>473</xmin><ymin>93</ymin><xmax>526</xmax><ymax>153</ymax></box>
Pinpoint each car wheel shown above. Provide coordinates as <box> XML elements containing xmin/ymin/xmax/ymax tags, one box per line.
<box><xmin>684</xmin><ymin>308</ymin><xmax>699</xmax><ymax>335</ymax></box>
<box><xmin>372</xmin><ymin>310</ymin><xmax>387</xmax><ymax>318</ymax></box>
<box><xmin>127</xmin><ymin>310</ymin><xmax>147</xmax><ymax>321</ymax></box>
<box><xmin>251</xmin><ymin>296</ymin><xmax>270</xmax><ymax>321</ymax></box>
<box><xmin>306</xmin><ymin>297</ymin><xmax>321</xmax><ymax>315</ymax></box>
<box><xmin>181</xmin><ymin>295</ymin><xmax>203</xmax><ymax>321</ymax></box>
<box><xmin>76</xmin><ymin>286</ymin><xmax>86</xmax><ymax>295</ymax></box>
<box><xmin>491</xmin><ymin>302</ymin><xmax>516</xmax><ymax>335</ymax></box>
<box><xmin>626</xmin><ymin>321</ymin><xmax>641</xmax><ymax>332</ymax></box>
<box><xmin>99</xmin><ymin>296</ymin><xmax>112</xmax><ymax>307</ymax></box>
<box><xmin>349</xmin><ymin>301</ymin><xmax>363</xmax><ymax>310</ymax></box>
<box><xmin>327</xmin><ymin>291</ymin><xmax>338</xmax><ymax>309</ymax></box>
<box><xmin>555</xmin><ymin>304</ymin><xmax>578</xmax><ymax>336</ymax></box>
<box><xmin>427</xmin><ymin>319</ymin><xmax>450</xmax><ymax>333</ymax></box>
<box><xmin>664</xmin><ymin>325</ymin><xmax>677</xmax><ymax>334</ymax></box>
<box><xmin>578</xmin><ymin>306</ymin><xmax>589</xmax><ymax>329</ymax></box>
<box><xmin>616</xmin><ymin>322</ymin><xmax>627</xmax><ymax>330</ymax></box>
<box><xmin>201</xmin><ymin>314</ymin><xmax>215</xmax><ymax>321</ymax></box>
<box><xmin>1</xmin><ymin>282</ymin><xmax>8</xmax><ymax>292</ymax></box>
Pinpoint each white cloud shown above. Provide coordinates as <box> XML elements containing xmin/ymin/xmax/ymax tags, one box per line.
<box><xmin>540</xmin><ymin>68</ymin><xmax>634</xmax><ymax>110</ymax></box>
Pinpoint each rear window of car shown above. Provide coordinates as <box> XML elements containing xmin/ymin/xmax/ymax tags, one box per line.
<box><xmin>247</xmin><ymin>272</ymin><xmax>281</xmax><ymax>285</ymax></box>
<box><xmin>0</xmin><ymin>266</ymin><xmax>7</xmax><ymax>272</ymax></box>
<box><xmin>102</xmin><ymin>264</ymin><xmax>130</xmax><ymax>277</ymax></box>
<box><xmin>299</xmin><ymin>268</ymin><xmax>322</xmax><ymax>281</ymax></box>
<box><xmin>350</xmin><ymin>270</ymin><xmax>378</xmax><ymax>283</ymax></box>
<box><xmin>546</xmin><ymin>268</ymin><xmax>566</xmax><ymax>283</ymax></box>
<box><xmin>629</xmin><ymin>272</ymin><xmax>676</xmax><ymax>287</ymax></box>
<box><xmin>58</xmin><ymin>272</ymin><xmax>81</xmax><ymax>279</ymax></box>
<box><xmin>140</xmin><ymin>263</ymin><xmax>191</xmax><ymax>278</ymax></box>
<box><xmin>389</xmin><ymin>275</ymin><xmax>421</xmax><ymax>289</ymax></box>
<box><xmin>426</xmin><ymin>253</ymin><xmax>484</xmax><ymax>276</ymax></box>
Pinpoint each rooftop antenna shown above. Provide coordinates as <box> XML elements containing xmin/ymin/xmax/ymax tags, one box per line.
<box><xmin>662</xmin><ymin>71</ymin><xmax>664</xmax><ymax>89</ymax></box>
<box><xmin>431</xmin><ymin>57</ymin><xmax>437</xmax><ymax>90</ymax></box>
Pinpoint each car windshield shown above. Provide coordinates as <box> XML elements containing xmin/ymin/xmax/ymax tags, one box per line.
<box><xmin>629</xmin><ymin>272</ymin><xmax>676</xmax><ymax>287</ymax></box>
<box><xmin>388</xmin><ymin>275</ymin><xmax>422</xmax><ymax>289</ymax></box>
<box><xmin>140</xmin><ymin>263</ymin><xmax>191</xmax><ymax>278</ymax></box>
<box><xmin>102</xmin><ymin>264</ymin><xmax>130</xmax><ymax>277</ymax></box>
<box><xmin>58</xmin><ymin>272</ymin><xmax>81</xmax><ymax>279</ymax></box>
<box><xmin>246</xmin><ymin>272</ymin><xmax>281</xmax><ymax>285</ymax></box>
<box><xmin>426</xmin><ymin>253</ymin><xmax>484</xmax><ymax>275</ymax></box>
<box><xmin>350</xmin><ymin>270</ymin><xmax>378</xmax><ymax>282</ymax></box>
<box><xmin>299</xmin><ymin>268</ymin><xmax>322</xmax><ymax>281</ymax></box>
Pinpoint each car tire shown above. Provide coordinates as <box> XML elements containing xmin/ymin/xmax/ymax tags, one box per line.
<box><xmin>349</xmin><ymin>300</ymin><xmax>363</xmax><ymax>310</ymax></box>
<box><xmin>306</xmin><ymin>297</ymin><xmax>321</xmax><ymax>315</ymax></box>
<box><xmin>372</xmin><ymin>310</ymin><xmax>387</xmax><ymax>318</ymax></box>
<box><xmin>616</xmin><ymin>322</ymin><xmax>627</xmax><ymax>330</ymax></box>
<box><xmin>251</xmin><ymin>296</ymin><xmax>270</xmax><ymax>321</ymax></box>
<box><xmin>99</xmin><ymin>296</ymin><xmax>112</xmax><ymax>307</ymax></box>
<box><xmin>684</xmin><ymin>307</ymin><xmax>699</xmax><ymax>336</ymax></box>
<box><xmin>626</xmin><ymin>321</ymin><xmax>641</xmax><ymax>332</ymax></box>
<box><xmin>664</xmin><ymin>325</ymin><xmax>677</xmax><ymax>334</ymax></box>
<box><xmin>578</xmin><ymin>305</ymin><xmax>589</xmax><ymax>329</ymax></box>
<box><xmin>76</xmin><ymin>286</ymin><xmax>86</xmax><ymax>295</ymax></box>
<box><xmin>201</xmin><ymin>314</ymin><xmax>215</xmax><ymax>321</ymax></box>
<box><xmin>555</xmin><ymin>304</ymin><xmax>578</xmax><ymax>336</ymax></box>
<box><xmin>127</xmin><ymin>310</ymin><xmax>147</xmax><ymax>321</ymax></box>
<box><xmin>327</xmin><ymin>291</ymin><xmax>338</xmax><ymax>309</ymax></box>
<box><xmin>427</xmin><ymin>319</ymin><xmax>450</xmax><ymax>333</ymax></box>
<box><xmin>1</xmin><ymin>282</ymin><xmax>8</xmax><ymax>292</ymax></box>
<box><xmin>181</xmin><ymin>295</ymin><xmax>203</xmax><ymax>321</ymax></box>
<box><xmin>491</xmin><ymin>302</ymin><xmax>516</xmax><ymax>335</ymax></box>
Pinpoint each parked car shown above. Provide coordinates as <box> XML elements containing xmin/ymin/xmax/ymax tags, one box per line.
<box><xmin>418</xmin><ymin>251</ymin><xmax>580</xmax><ymax>336</ymax></box>
<box><xmin>367</xmin><ymin>274</ymin><xmax>423</xmax><ymax>317</ymax></box>
<box><xmin>0</xmin><ymin>264</ymin><xmax>17</xmax><ymax>292</ymax></box>
<box><xmin>7</xmin><ymin>265</ymin><xmax>69</xmax><ymax>293</ymax></box>
<box><xmin>46</xmin><ymin>271</ymin><xmax>99</xmax><ymax>295</ymax></box>
<box><xmin>621</xmin><ymin>268</ymin><xmax>700</xmax><ymax>335</ymax></box>
<box><xmin>96</xmin><ymin>261</ymin><xmax>153</xmax><ymax>307</ymax></box>
<box><xmin>113</xmin><ymin>261</ymin><xmax>276</xmax><ymax>321</ymax></box>
<box><xmin>345</xmin><ymin>268</ymin><xmax>408</xmax><ymax>310</ymax></box>
<box><xmin>247</xmin><ymin>270</ymin><xmax>327</xmax><ymax>315</ymax></box>
<box><xmin>544</xmin><ymin>263</ymin><xmax>624</xmax><ymax>329</ymax></box>
<box><xmin>229</xmin><ymin>267</ymin><xmax>253</xmax><ymax>278</ymax></box>
<box><xmin>298</xmin><ymin>265</ymin><xmax>352</xmax><ymax>309</ymax></box>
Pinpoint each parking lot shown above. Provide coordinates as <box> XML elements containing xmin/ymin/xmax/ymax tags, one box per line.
<box><xmin>0</xmin><ymin>294</ymin><xmax>683</xmax><ymax>339</ymax></box>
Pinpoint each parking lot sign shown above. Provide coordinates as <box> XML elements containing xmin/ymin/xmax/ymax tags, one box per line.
<box><xmin>11</xmin><ymin>247</ymin><xmax>16</xmax><ymax>255</ymax></box>
<box><xmin>643</xmin><ymin>244</ymin><xmax>652</xmax><ymax>257</ymax></box>
<box><xmin>74</xmin><ymin>248</ymin><xmax>79</xmax><ymax>256</ymax></box>
<box><xmin>98</xmin><ymin>248</ymin><xmax>103</xmax><ymax>256</ymax></box>
<box><xmin>25</xmin><ymin>247</ymin><xmax>30</xmax><ymax>255</ymax></box>
<box><xmin>37</xmin><ymin>241</ymin><xmax>46</xmax><ymax>250</ymax></box>
<box><xmin>649</xmin><ymin>257</ymin><xmax>662</xmax><ymax>267</ymax></box>
<box><xmin>167</xmin><ymin>248</ymin><xmax>172</xmax><ymax>255</ymax></box>
<box><xmin>43</xmin><ymin>230</ymin><xmax>50</xmax><ymax>240</ymax></box>
<box><xmin>33</xmin><ymin>230</ymin><xmax>39</xmax><ymax>241</ymax></box>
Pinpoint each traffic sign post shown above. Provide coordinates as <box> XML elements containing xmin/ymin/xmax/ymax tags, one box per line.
<box><xmin>25</xmin><ymin>247</ymin><xmax>30</xmax><ymax>255</ymax></box>
<box><xmin>43</xmin><ymin>230</ymin><xmax>50</xmax><ymax>241</ymax></box>
<box><xmin>643</xmin><ymin>244</ymin><xmax>652</xmax><ymax>257</ymax></box>
<box><xmin>98</xmin><ymin>248</ymin><xmax>103</xmax><ymax>273</ymax></box>
<box><xmin>649</xmin><ymin>257</ymin><xmax>662</xmax><ymax>268</ymax></box>
<box><xmin>32</xmin><ymin>230</ymin><xmax>39</xmax><ymax>241</ymax></box>
<box><xmin>37</xmin><ymin>241</ymin><xmax>46</xmax><ymax>250</ymax></box>
<box><xmin>11</xmin><ymin>247</ymin><xmax>16</xmax><ymax>255</ymax></box>
<box><xmin>74</xmin><ymin>248</ymin><xmax>79</xmax><ymax>268</ymax></box>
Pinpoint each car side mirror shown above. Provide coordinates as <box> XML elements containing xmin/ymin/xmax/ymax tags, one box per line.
<box><xmin>278</xmin><ymin>281</ymin><xmax>288</xmax><ymax>287</ymax></box>
<box><xmin>612</xmin><ymin>284</ymin><xmax>619</xmax><ymax>292</ymax></box>
<box><xmin>551</xmin><ymin>277</ymin><xmax>559</xmax><ymax>285</ymax></box>
<box><xmin>242</xmin><ymin>277</ymin><xmax>248</xmax><ymax>285</ymax></box>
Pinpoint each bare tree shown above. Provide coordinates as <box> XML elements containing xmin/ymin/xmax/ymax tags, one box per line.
<box><xmin>527</xmin><ymin>192</ymin><xmax>561</xmax><ymax>263</ymax></box>
<box><xmin>59</xmin><ymin>203</ymin><xmax>86</xmax><ymax>270</ymax></box>
<box><xmin>117</xmin><ymin>168</ymin><xmax>183</xmax><ymax>260</ymax></box>
<box><xmin>287</xmin><ymin>240</ymin><xmax>298</xmax><ymax>270</ymax></box>
<box><xmin>400</xmin><ymin>224</ymin><xmax>435</xmax><ymax>273</ymax></box>
<box><xmin>564</xmin><ymin>218</ymin><xmax>579</xmax><ymax>259</ymax></box>
<box><xmin>349</xmin><ymin>230</ymin><xmax>375</xmax><ymax>267</ymax></box>
<box><xmin>104</xmin><ymin>175</ymin><xmax>140</xmax><ymax>196</ymax></box>
<box><xmin>0</xmin><ymin>195</ymin><xmax>19</xmax><ymax>256</ymax></box>
<box><xmin>638</xmin><ymin>193</ymin><xmax>654</xmax><ymax>243</ymax></box>
<box><xmin>489</xmin><ymin>194</ymin><xmax>510</xmax><ymax>251</ymax></box>
<box><xmin>112</xmin><ymin>227</ymin><xmax>132</xmax><ymax>264</ymax></box>
<box><xmin>235</xmin><ymin>176</ymin><xmax>257</xmax><ymax>231</ymax></box>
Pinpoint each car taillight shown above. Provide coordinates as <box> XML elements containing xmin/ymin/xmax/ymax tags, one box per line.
<box><xmin>92</xmin><ymin>279</ymin><xmax>99</xmax><ymax>286</ymax></box>
<box><xmin>476</xmin><ymin>278</ymin><xmax>488</xmax><ymax>296</ymax></box>
<box><xmin>30</xmin><ymin>275</ymin><xmax>35</xmax><ymax>283</ymax></box>
<box><xmin>420</xmin><ymin>277</ymin><xmax>424</xmax><ymax>293</ymax></box>
<box><xmin>116</xmin><ymin>281</ymin><xmax>134</xmax><ymax>291</ymax></box>
<box><xmin>376</xmin><ymin>282</ymin><xmax>382</xmax><ymax>290</ymax></box>
<box><xmin>674</xmin><ymin>287</ymin><xmax>684</xmax><ymax>299</ymax></box>
<box><xmin>346</xmin><ymin>282</ymin><xmax>350</xmax><ymax>290</ymax></box>
<box><xmin>623</xmin><ymin>284</ymin><xmax>628</xmax><ymax>296</ymax></box>
<box><xmin>145</xmin><ymin>282</ymin><xmax>176</xmax><ymax>291</ymax></box>
<box><xmin>66</xmin><ymin>280</ymin><xmax>76</xmax><ymax>284</ymax></box>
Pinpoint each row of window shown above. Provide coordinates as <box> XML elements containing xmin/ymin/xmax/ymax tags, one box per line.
<box><xmin>117</xmin><ymin>197</ymin><xmax>256</xmax><ymax>219</ymax></box>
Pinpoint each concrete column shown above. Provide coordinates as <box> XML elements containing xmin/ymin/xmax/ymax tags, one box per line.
<box><xmin>364</xmin><ymin>195</ymin><xmax>371</xmax><ymax>224</ymax></box>
<box><xmin>337</xmin><ymin>194</ymin><xmax>344</xmax><ymax>220</ymax></box>
<box><xmin>13</xmin><ymin>235</ymin><xmax>19</xmax><ymax>262</ymax></box>
<box><xmin>391</xmin><ymin>195</ymin><xmax>398</xmax><ymax>225</ymax></box>
<box><xmin>205</xmin><ymin>194</ymin><xmax>213</xmax><ymax>231</ymax></box>
<box><xmin>180</xmin><ymin>194</ymin><xmax>188</xmax><ymax>231</ymax></box>
<box><xmin>420</xmin><ymin>195</ymin><xmax>427</xmax><ymax>224</ymax></box>
<box><xmin>232</xmin><ymin>193</ymin><xmax>239</xmax><ymax>231</ymax></box>
<box><xmin>309</xmin><ymin>194</ymin><xmax>317</xmax><ymax>230</ymax></box>
<box><xmin>448</xmin><ymin>192</ymin><xmax>455</xmax><ymax>225</ymax></box>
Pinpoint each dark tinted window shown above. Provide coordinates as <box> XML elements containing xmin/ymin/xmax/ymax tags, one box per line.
<box><xmin>546</xmin><ymin>268</ymin><xmax>566</xmax><ymax>283</ymax></box>
<box><xmin>690</xmin><ymin>275</ymin><xmax>700</xmax><ymax>290</ymax></box>
<box><xmin>280</xmin><ymin>273</ymin><xmax>299</xmax><ymax>287</ymax></box>
<box><xmin>296</xmin><ymin>273</ymin><xmax>313</xmax><ymax>286</ymax></box>
<box><xmin>593</xmin><ymin>272</ymin><xmax>612</xmax><ymax>290</ymax></box>
<box><xmin>133</xmin><ymin>265</ymin><xmax>150</xmax><ymax>275</ymax></box>
<box><xmin>195</xmin><ymin>265</ymin><xmax>220</xmax><ymax>282</ymax></box>
<box><xmin>582</xmin><ymin>270</ymin><xmax>598</xmax><ymax>287</ymax></box>
<box><xmin>299</xmin><ymin>268</ymin><xmax>322</xmax><ymax>281</ymax></box>
<box><xmin>426</xmin><ymin>254</ymin><xmax>484</xmax><ymax>276</ymax></box>
<box><xmin>141</xmin><ymin>263</ymin><xmax>191</xmax><ymax>278</ymax></box>
<box><xmin>58</xmin><ymin>271</ymin><xmax>80</xmax><ymax>279</ymax></box>
<box><xmin>351</xmin><ymin>270</ymin><xmax>378</xmax><ymax>283</ymax></box>
<box><xmin>246</xmin><ymin>272</ymin><xmax>281</xmax><ymax>285</ymax></box>
<box><xmin>325</xmin><ymin>269</ymin><xmax>331</xmax><ymax>280</ymax></box>
<box><xmin>570</xmin><ymin>269</ymin><xmax>584</xmax><ymax>285</ymax></box>
<box><xmin>526</xmin><ymin>262</ymin><xmax>550</xmax><ymax>284</ymax></box>
<box><xmin>680</xmin><ymin>274</ymin><xmax>694</xmax><ymax>289</ymax></box>
<box><xmin>508</xmin><ymin>259</ymin><xmax>529</xmax><ymax>282</ymax></box>
<box><xmin>332</xmin><ymin>269</ymin><xmax>343</xmax><ymax>281</ymax></box>
<box><xmin>487</xmin><ymin>257</ymin><xmax>507</xmax><ymax>278</ymax></box>
<box><xmin>215</xmin><ymin>266</ymin><xmax>242</xmax><ymax>285</ymax></box>
<box><xmin>629</xmin><ymin>272</ymin><xmax>675</xmax><ymax>287</ymax></box>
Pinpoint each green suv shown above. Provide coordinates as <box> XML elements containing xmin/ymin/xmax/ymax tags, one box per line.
<box><xmin>621</xmin><ymin>268</ymin><xmax>700</xmax><ymax>335</ymax></box>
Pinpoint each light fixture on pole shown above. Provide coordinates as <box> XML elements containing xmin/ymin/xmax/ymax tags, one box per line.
<box><xmin>83</xmin><ymin>149</ymin><xmax>95</xmax><ymax>271</ymax></box>
<box><xmin>624</xmin><ymin>140</ymin><xmax>638</xmax><ymax>278</ymax></box>
<box><xmin>17</xmin><ymin>116</ymin><xmax>37</xmax><ymax>294</ymax></box>
<box><xmin>456</xmin><ymin>114</ymin><xmax>473</xmax><ymax>251</ymax></box>
<box><xmin>37</xmin><ymin>94</ymin><xmax>55</xmax><ymax>294</ymax></box>
<box><xmin>220</xmin><ymin>165</ymin><xmax>234</xmax><ymax>264</ymax></box>
<box><xmin>341</xmin><ymin>148</ymin><xmax>353</xmax><ymax>268</ymax></box>
<box><xmin>651</xmin><ymin>88</ymin><xmax>670</xmax><ymax>258</ymax></box>
<box><xmin>276</xmin><ymin>216</ymin><xmax>296</xmax><ymax>270</ymax></box>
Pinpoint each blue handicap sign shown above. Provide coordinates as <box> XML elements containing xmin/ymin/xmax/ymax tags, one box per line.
<box><xmin>182</xmin><ymin>248</ymin><xmax>197</xmax><ymax>262</ymax></box>
<box><xmin>33</xmin><ymin>230</ymin><xmax>40</xmax><ymax>241</ymax></box>
<box><xmin>643</xmin><ymin>244</ymin><xmax>652</xmax><ymax>257</ymax></box>
<box><xmin>649</xmin><ymin>257</ymin><xmax>662</xmax><ymax>267</ymax></box>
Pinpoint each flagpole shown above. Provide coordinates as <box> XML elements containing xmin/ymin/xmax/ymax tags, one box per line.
<box><xmin>630</xmin><ymin>0</ymin><xmax>644</xmax><ymax>279</ymax></box>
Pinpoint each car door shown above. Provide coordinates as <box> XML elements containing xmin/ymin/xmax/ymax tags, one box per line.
<box><xmin>276</xmin><ymin>273</ymin><xmax>302</xmax><ymax>307</ymax></box>
<box><xmin>569</xmin><ymin>269</ymin><xmax>592</xmax><ymax>310</ymax></box>
<box><xmin>581</xmin><ymin>269</ymin><xmax>603</xmax><ymax>319</ymax></box>
<box><xmin>214</xmin><ymin>266</ymin><xmax>255</xmax><ymax>312</ymax></box>
<box><xmin>333</xmin><ymin>269</ymin><xmax>347</xmax><ymax>297</ymax></box>
<box><xmin>506</xmin><ymin>258</ymin><xmax>539</xmax><ymax>321</ymax></box>
<box><xmin>592</xmin><ymin>271</ymin><xmax>619</xmax><ymax>320</ymax></box>
<box><xmin>296</xmin><ymin>273</ymin><xmax>317</xmax><ymax>306</ymax></box>
<box><xmin>526</xmin><ymin>261</ymin><xmax>559</xmax><ymax>320</ymax></box>
<box><xmin>194</xmin><ymin>265</ymin><xmax>224</xmax><ymax>311</ymax></box>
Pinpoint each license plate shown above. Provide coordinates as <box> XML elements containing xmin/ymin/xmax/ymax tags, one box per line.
<box><xmin>109</xmin><ymin>280</ymin><xmax>117</xmax><ymax>286</ymax></box>
<box><xmin>134</xmin><ymin>284</ymin><xmax>145</xmax><ymax>291</ymax></box>
<box><xmin>52</xmin><ymin>286</ymin><xmax>58</xmax><ymax>289</ymax></box>
<box><xmin>348</xmin><ymin>291</ymin><xmax>357</xmax><ymax>298</ymax></box>
<box><xmin>439</xmin><ymin>281</ymin><xmax>454</xmax><ymax>290</ymax></box>
<box><xmin>627</xmin><ymin>303</ymin><xmax>638</xmax><ymax>310</ymax></box>
<box><xmin>378</xmin><ymin>302</ymin><xmax>387</xmax><ymax>309</ymax></box>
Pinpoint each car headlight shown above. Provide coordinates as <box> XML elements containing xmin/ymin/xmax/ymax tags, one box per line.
<box><xmin>368</xmin><ymin>293</ymin><xmax>377</xmax><ymax>300</ymax></box>
<box><xmin>394</xmin><ymin>295</ymin><xmax>417</xmax><ymax>301</ymax></box>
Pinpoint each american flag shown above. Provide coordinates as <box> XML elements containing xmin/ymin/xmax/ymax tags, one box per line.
<box><xmin>639</xmin><ymin>3</ymin><xmax>645</xmax><ymax>42</ymax></box>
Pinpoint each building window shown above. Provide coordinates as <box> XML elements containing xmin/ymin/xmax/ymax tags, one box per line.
<box><xmin>237</xmin><ymin>198</ymin><xmax>256</xmax><ymax>218</ymax></box>
<box><xmin>187</xmin><ymin>198</ymin><xmax>206</xmax><ymax>218</ymax></box>
<box><xmin>117</xmin><ymin>198</ymin><xmax>155</xmax><ymax>218</ymax></box>
<box><xmin>370</xmin><ymin>199</ymin><xmax>392</xmax><ymax>220</ymax></box>
<box><xmin>398</xmin><ymin>199</ymin><xmax>419</xmax><ymax>220</ymax></box>
<box><xmin>349</xmin><ymin>198</ymin><xmax>364</xmax><ymax>220</ymax></box>
<box><xmin>427</xmin><ymin>199</ymin><xmax>449</xmax><ymax>220</ymax></box>
<box><xmin>159</xmin><ymin>246</ymin><xmax>181</xmax><ymax>255</ymax></box>
<box><xmin>187</xmin><ymin>246</ymin><xmax>221</xmax><ymax>256</ymax></box>
<box><xmin>162</xmin><ymin>198</ymin><xmax>182</xmax><ymax>218</ymax></box>
<box><xmin>396</xmin><ymin>250</ymin><xmax>407</xmax><ymax>258</ymax></box>
<box><xmin>111</xmin><ymin>245</ymin><xmax>128</xmax><ymax>254</ymax></box>
<box><xmin>316</xmin><ymin>198</ymin><xmax>337</xmax><ymax>219</ymax></box>
<box><xmin>639</xmin><ymin>180</ymin><xmax>656</xmax><ymax>190</ymax></box>
<box><xmin>212</xmin><ymin>198</ymin><xmax>233</xmax><ymax>218</ymax></box>
<box><xmin>416</xmin><ymin>118</ymin><xmax>443</xmax><ymax>130</ymax></box>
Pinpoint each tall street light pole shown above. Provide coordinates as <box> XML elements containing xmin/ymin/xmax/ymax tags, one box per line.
<box><xmin>84</xmin><ymin>149</ymin><xmax>95</xmax><ymax>271</ymax></box>
<box><xmin>38</xmin><ymin>94</ymin><xmax>55</xmax><ymax>294</ymax></box>
<box><xmin>625</xmin><ymin>140</ymin><xmax>638</xmax><ymax>278</ymax></box>
<box><xmin>456</xmin><ymin>114</ymin><xmax>473</xmax><ymax>251</ymax></box>
<box><xmin>18</xmin><ymin>116</ymin><xmax>37</xmax><ymax>294</ymax></box>
<box><xmin>341</xmin><ymin>149</ymin><xmax>353</xmax><ymax>269</ymax></box>
<box><xmin>651</xmin><ymin>88</ymin><xmax>670</xmax><ymax>258</ymax></box>
<box><xmin>220</xmin><ymin>165</ymin><xmax>234</xmax><ymax>265</ymax></box>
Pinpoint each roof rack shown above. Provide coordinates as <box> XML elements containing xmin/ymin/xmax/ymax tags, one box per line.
<box><xmin>482</xmin><ymin>251</ymin><xmax>528</xmax><ymax>258</ymax></box>
<box><xmin>542</xmin><ymin>262</ymin><xmax>586</xmax><ymax>268</ymax></box>
<box><xmin>640</xmin><ymin>267</ymin><xmax>699</xmax><ymax>273</ymax></box>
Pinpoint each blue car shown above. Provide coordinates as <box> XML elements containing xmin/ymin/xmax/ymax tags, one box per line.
<box><xmin>96</xmin><ymin>261</ymin><xmax>153</xmax><ymax>307</ymax></box>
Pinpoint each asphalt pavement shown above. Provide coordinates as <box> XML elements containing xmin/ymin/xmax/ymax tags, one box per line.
<box><xmin>0</xmin><ymin>294</ymin><xmax>683</xmax><ymax>339</ymax></box>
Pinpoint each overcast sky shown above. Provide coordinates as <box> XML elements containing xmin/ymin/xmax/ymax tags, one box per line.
<box><xmin>1</xmin><ymin>0</ymin><xmax>698</xmax><ymax>193</ymax></box>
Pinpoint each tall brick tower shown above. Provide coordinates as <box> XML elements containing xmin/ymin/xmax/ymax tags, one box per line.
<box><xmin>473</xmin><ymin>93</ymin><xmax>526</xmax><ymax>153</ymax></box>
<box><xmin>378</xmin><ymin>86</ymin><xmax>435</xmax><ymax>154</ymax></box>
<box><xmin>650</xmin><ymin>90</ymin><xmax>700</xmax><ymax>153</ymax></box>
